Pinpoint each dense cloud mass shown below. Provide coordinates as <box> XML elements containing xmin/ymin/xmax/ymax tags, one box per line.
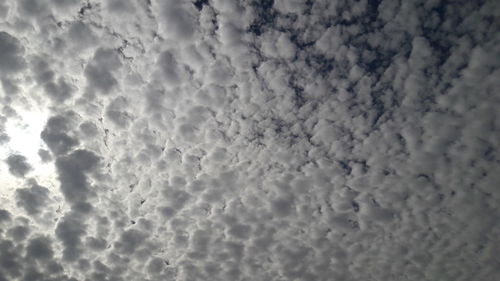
<box><xmin>5</xmin><ymin>154</ymin><xmax>32</xmax><ymax>177</ymax></box>
<box><xmin>0</xmin><ymin>0</ymin><xmax>499</xmax><ymax>280</ymax></box>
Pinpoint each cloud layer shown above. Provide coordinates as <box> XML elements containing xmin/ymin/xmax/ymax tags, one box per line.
<box><xmin>0</xmin><ymin>0</ymin><xmax>499</xmax><ymax>280</ymax></box>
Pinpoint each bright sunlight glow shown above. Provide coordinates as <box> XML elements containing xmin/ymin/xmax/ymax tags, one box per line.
<box><xmin>0</xmin><ymin>105</ymin><xmax>57</xmax><ymax>191</ymax></box>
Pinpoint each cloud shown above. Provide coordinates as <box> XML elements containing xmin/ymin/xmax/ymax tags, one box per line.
<box><xmin>38</xmin><ymin>149</ymin><xmax>52</xmax><ymax>162</ymax></box>
<box><xmin>5</xmin><ymin>154</ymin><xmax>32</xmax><ymax>177</ymax></box>
<box><xmin>41</xmin><ymin>114</ymin><xmax>79</xmax><ymax>156</ymax></box>
<box><xmin>154</xmin><ymin>0</ymin><xmax>198</xmax><ymax>42</ymax></box>
<box><xmin>55</xmin><ymin>149</ymin><xmax>100</xmax><ymax>204</ymax></box>
<box><xmin>84</xmin><ymin>48</ymin><xmax>122</xmax><ymax>95</ymax></box>
<box><xmin>0</xmin><ymin>0</ymin><xmax>498</xmax><ymax>280</ymax></box>
<box><xmin>66</xmin><ymin>21</ymin><xmax>98</xmax><ymax>51</ymax></box>
<box><xmin>0</xmin><ymin>32</ymin><xmax>26</xmax><ymax>75</ymax></box>
<box><xmin>15</xmin><ymin>180</ymin><xmax>50</xmax><ymax>215</ymax></box>
<box><xmin>55</xmin><ymin>212</ymin><xmax>87</xmax><ymax>262</ymax></box>
<box><xmin>17</xmin><ymin>0</ymin><xmax>51</xmax><ymax>18</ymax></box>
<box><xmin>114</xmin><ymin>229</ymin><xmax>147</xmax><ymax>254</ymax></box>
<box><xmin>26</xmin><ymin>235</ymin><xmax>54</xmax><ymax>260</ymax></box>
<box><xmin>0</xmin><ymin>209</ymin><xmax>11</xmax><ymax>223</ymax></box>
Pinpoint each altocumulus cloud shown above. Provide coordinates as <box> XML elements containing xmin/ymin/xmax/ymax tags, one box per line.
<box><xmin>0</xmin><ymin>0</ymin><xmax>499</xmax><ymax>280</ymax></box>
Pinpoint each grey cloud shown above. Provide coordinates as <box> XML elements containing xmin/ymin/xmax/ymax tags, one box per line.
<box><xmin>55</xmin><ymin>149</ymin><xmax>100</xmax><ymax>204</ymax></box>
<box><xmin>44</xmin><ymin>77</ymin><xmax>75</xmax><ymax>103</ymax></box>
<box><xmin>84</xmin><ymin>63</ymin><xmax>117</xmax><ymax>94</ymax></box>
<box><xmin>7</xmin><ymin>225</ymin><xmax>30</xmax><ymax>241</ymax></box>
<box><xmin>16</xmin><ymin>180</ymin><xmax>50</xmax><ymax>215</ymax></box>
<box><xmin>270</xmin><ymin>196</ymin><xmax>295</xmax><ymax>217</ymax></box>
<box><xmin>114</xmin><ymin>229</ymin><xmax>147</xmax><ymax>254</ymax></box>
<box><xmin>155</xmin><ymin>0</ymin><xmax>197</xmax><ymax>41</ymax></box>
<box><xmin>187</xmin><ymin>229</ymin><xmax>211</xmax><ymax>260</ymax></box>
<box><xmin>38</xmin><ymin>149</ymin><xmax>52</xmax><ymax>162</ymax></box>
<box><xmin>79</xmin><ymin>121</ymin><xmax>99</xmax><ymax>137</ymax></box>
<box><xmin>17</xmin><ymin>0</ymin><xmax>50</xmax><ymax>18</ymax></box>
<box><xmin>0</xmin><ymin>224</ymin><xmax>77</xmax><ymax>281</ymax></box>
<box><xmin>0</xmin><ymin>0</ymin><xmax>498</xmax><ymax>280</ymax></box>
<box><xmin>86</xmin><ymin>236</ymin><xmax>107</xmax><ymax>250</ymax></box>
<box><xmin>0</xmin><ymin>32</ymin><xmax>26</xmax><ymax>75</ymax></box>
<box><xmin>157</xmin><ymin>50</ymin><xmax>186</xmax><ymax>86</ymax></box>
<box><xmin>26</xmin><ymin>236</ymin><xmax>54</xmax><ymax>260</ymax></box>
<box><xmin>30</xmin><ymin>56</ymin><xmax>55</xmax><ymax>84</ymax></box>
<box><xmin>55</xmin><ymin>213</ymin><xmax>87</xmax><ymax>261</ymax></box>
<box><xmin>0</xmin><ymin>2</ymin><xmax>8</xmax><ymax>18</ymax></box>
<box><xmin>5</xmin><ymin>154</ymin><xmax>32</xmax><ymax>177</ymax></box>
<box><xmin>51</xmin><ymin>0</ymin><xmax>80</xmax><ymax>9</ymax></box>
<box><xmin>146</xmin><ymin>256</ymin><xmax>166</xmax><ymax>275</ymax></box>
<box><xmin>0</xmin><ymin>209</ymin><xmax>11</xmax><ymax>223</ymax></box>
<box><xmin>0</xmin><ymin>78</ymin><xmax>19</xmax><ymax>96</ymax></box>
<box><xmin>0</xmin><ymin>237</ymin><xmax>23</xmax><ymax>279</ymax></box>
<box><xmin>41</xmin><ymin>114</ymin><xmax>79</xmax><ymax>155</ymax></box>
<box><xmin>85</xmin><ymin>48</ymin><xmax>122</xmax><ymax>94</ymax></box>
<box><xmin>67</xmin><ymin>21</ymin><xmax>98</xmax><ymax>50</ymax></box>
<box><xmin>106</xmin><ymin>0</ymin><xmax>135</xmax><ymax>14</ymax></box>
<box><xmin>105</xmin><ymin>96</ymin><xmax>133</xmax><ymax>128</ymax></box>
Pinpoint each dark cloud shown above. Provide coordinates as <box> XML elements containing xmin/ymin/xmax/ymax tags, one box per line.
<box><xmin>0</xmin><ymin>32</ymin><xmax>26</xmax><ymax>75</ymax></box>
<box><xmin>16</xmin><ymin>180</ymin><xmax>50</xmax><ymax>215</ymax></box>
<box><xmin>114</xmin><ymin>229</ymin><xmax>147</xmax><ymax>254</ymax></box>
<box><xmin>5</xmin><ymin>154</ymin><xmax>32</xmax><ymax>177</ymax></box>
<box><xmin>0</xmin><ymin>236</ymin><xmax>23</xmax><ymax>279</ymax></box>
<box><xmin>0</xmin><ymin>209</ymin><xmax>11</xmax><ymax>223</ymax></box>
<box><xmin>84</xmin><ymin>48</ymin><xmax>122</xmax><ymax>94</ymax></box>
<box><xmin>41</xmin><ymin>114</ymin><xmax>79</xmax><ymax>155</ymax></box>
<box><xmin>7</xmin><ymin>225</ymin><xmax>30</xmax><ymax>241</ymax></box>
<box><xmin>55</xmin><ymin>212</ymin><xmax>87</xmax><ymax>262</ymax></box>
<box><xmin>26</xmin><ymin>236</ymin><xmax>54</xmax><ymax>260</ymax></box>
<box><xmin>105</xmin><ymin>96</ymin><xmax>132</xmax><ymax>128</ymax></box>
<box><xmin>55</xmin><ymin>149</ymin><xmax>100</xmax><ymax>204</ymax></box>
<box><xmin>43</xmin><ymin>77</ymin><xmax>74</xmax><ymax>103</ymax></box>
<box><xmin>30</xmin><ymin>56</ymin><xmax>55</xmax><ymax>84</ymax></box>
<box><xmin>38</xmin><ymin>149</ymin><xmax>52</xmax><ymax>162</ymax></box>
<box><xmin>0</xmin><ymin>78</ymin><xmax>19</xmax><ymax>96</ymax></box>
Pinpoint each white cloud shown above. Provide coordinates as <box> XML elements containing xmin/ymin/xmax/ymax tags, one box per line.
<box><xmin>0</xmin><ymin>0</ymin><xmax>499</xmax><ymax>280</ymax></box>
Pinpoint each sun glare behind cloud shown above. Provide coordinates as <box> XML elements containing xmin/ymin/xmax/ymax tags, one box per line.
<box><xmin>0</xmin><ymin>105</ymin><xmax>56</xmax><ymax>189</ymax></box>
<box><xmin>0</xmin><ymin>0</ymin><xmax>498</xmax><ymax>280</ymax></box>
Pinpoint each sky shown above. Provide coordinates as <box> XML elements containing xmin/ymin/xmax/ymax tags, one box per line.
<box><xmin>0</xmin><ymin>0</ymin><xmax>499</xmax><ymax>280</ymax></box>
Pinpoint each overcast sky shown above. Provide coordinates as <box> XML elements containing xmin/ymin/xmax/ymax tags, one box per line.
<box><xmin>0</xmin><ymin>0</ymin><xmax>499</xmax><ymax>280</ymax></box>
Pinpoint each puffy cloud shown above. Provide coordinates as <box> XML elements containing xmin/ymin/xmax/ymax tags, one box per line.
<box><xmin>15</xmin><ymin>180</ymin><xmax>50</xmax><ymax>215</ymax></box>
<box><xmin>84</xmin><ymin>48</ymin><xmax>122</xmax><ymax>95</ymax></box>
<box><xmin>41</xmin><ymin>114</ymin><xmax>79</xmax><ymax>156</ymax></box>
<box><xmin>26</xmin><ymin>235</ymin><xmax>54</xmax><ymax>260</ymax></box>
<box><xmin>114</xmin><ymin>229</ymin><xmax>147</xmax><ymax>254</ymax></box>
<box><xmin>157</xmin><ymin>50</ymin><xmax>189</xmax><ymax>86</ymax></box>
<box><xmin>5</xmin><ymin>154</ymin><xmax>32</xmax><ymax>177</ymax></box>
<box><xmin>38</xmin><ymin>149</ymin><xmax>52</xmax><ymax>162</ymax></box>
<box><xmin>0</xmin><ymin>209</ymin><xmax>11</xmax><ymax>223</ymax></box>
<box><xmin>0</xmin><ymin>32</ymin><xmax>26</xmax><ymax>75</ymax></box>
<box><xmin>66</xmin><ymin>21</ymin><xmax>98</xmax><ymax>51</ymax></box>
<box><xmin>154</xmin><ymin>0</ymin><xmax>198</xmax><ymax>42</ymax></box>
<box><xmin>0</xmin><ymin>0</ymin><xmax>498</xmax><ymax>280</ymax></box>
<box><xmin>55</xmin><ymin>149</ymin><xmax>100</xmax><ymax>204</ymax></box>
<box><xmin>55</xmin><ymin>212</ymin><xmax>87</xmax><ymax>262</ymax></box>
